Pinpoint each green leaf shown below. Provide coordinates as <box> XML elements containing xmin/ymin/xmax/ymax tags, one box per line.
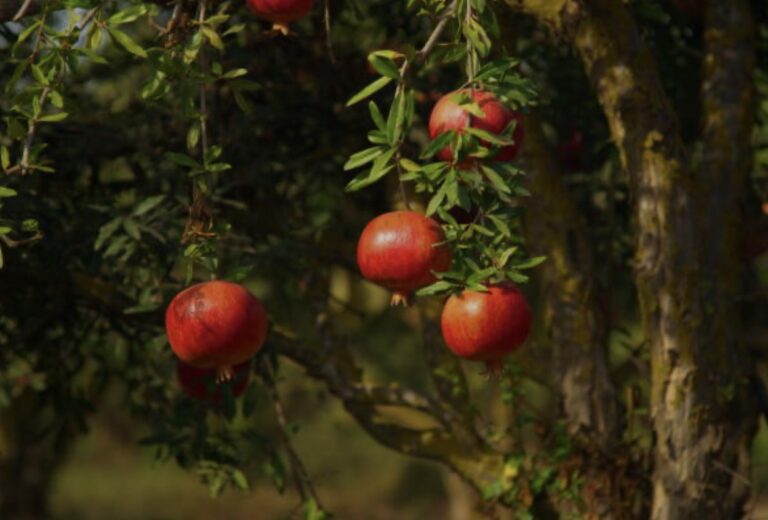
<box><xmin>232</xmin><ymin>470</ymin><xmax>249</xmax><ymax>491</ymax></box>
<box><xmin>49</xmin><ymin>90</ymin><xmax>64</xmax><ymax>108</ymax></box>
<box><xmin>108</xmin><ymin>5</ymin><xmax>148</xmax><ymax>25</ymax></box>
<box><xmin>344</xmin><ymin>146</ymin><xmax>384</xmax><ymax>171</ymax></box>
<box><xmin>0</xmin><ymin>147</ymin><xmax>10</xmax><ymax>171</ymax></box>
<box><xmin>123</xmin><ymin>303</ymin><xmax>160</xmax><ymax>314</ymax></box>
<box><xmin>421</xmin><ymin>131</ymin><xmax>454</xmax><ymax>160</ymax></box>
<box><xmin>30</xmin><ymin>64</ymin><xmax>49</xmax><ymax>86</ymax></box>
<box><xmin>513</xmin><ymin>256</ymin><xmax>547</xmax><ymax>270</ymax></box>
<box><xmin>463</xmin><ymin>18</ymin><xmax>492</xmax><ymax>57</ymax></box>
<box><xmin>94</xmin><ymin>217</ymin><xmax>123</xmax><ymax>251</ymax></box>
<box><xmin>346</xmin><ymin>76</ymin><xmax>392</xmax><ymax>107</ymax></box>
<box><xmin>368</xmin><ymin>101</ymin><xmax>386</xmax><ymax>131</ymax></box>
<box><xmin>0</xmin><ymin>187</ymin><xmax>17</xmax><ymax>198</ymax></box>
<box><xmin>468</xmin><ymin>267</ymin><xmax>496</xmax><ymax>285</ymax></box>
<box><xmin>133</xmin><ymin>195</ymin><xmax>165</xmax><ymax>216</ymax></box>
<box><xmin>416</xmin><ymin>280</ymin><xmax>455</xmax><ymax>296</ymax></box>
<box><xmin>487</xmin><ymin>215</ymin><xmax>511</xmax><ymax>237</ymax></box>
<box><xmin>386</xmin><ymin>89</ymin><xmax>406</xmax><ymax>145</ymax></box>
<box><xmin>221</xmin><ymin>68</ymin><xmax>248</xmax><ymax>79</ymax></box>
<box><xmin>108</xmin><ymin>28</ymin><xmax>148</xmax><ymax>58</ymax></box>
<box><xmin>345</xmin><ymin>148</ymin><xmax>396</xmax><ymax>192</ymax></box>
<box><xmin>399</xmin><ymin>158</ymin><xmax>420</xmax><ymax>172</ymax></box>
<box><xmin>367</xmin><ymin>54</ymin><xmax>400</xmax><ymax>79</ymax></box>
<box><xmin>304</xmin><ymin>498</ymin><xmax>330</xmax><ymax>520</ymax></box>
<box><xmin>497</xmin><ymin>247</ymin><xmax>518</xmax><ymax>269</ymax></box>
<box><xmin>466</xmin><ymin>127</ymin><xmax>514</xmax><ymax>146</ymax></box>
<box><xmin>201</xmin><ymin>27</ymin><xmax>224</xmax><ymax>51</ymax></box>
<box><xmin>507</xmin><ymin>271</ymin><xmax>529</xmax><ymax>284</ymax></box>
<box><xmin>123</xmin><ymin>219</ymin><xmax>141</xmax><ymax>240</ymax></box>
<box><xmin>16</xmin><ymin>21</ymin><xmax>41</xmax><ymax>45</ymax></box>
<box><xmin>187</xmin><ymin>123</ymin><xmax>201</xmax><ymax>151</ymax></box>
<box><xmin>223</xmin><ymin>23</ymin><xmax>246</xmax><ymax>36</ymax></box>
<box><xmin>481</xmin><ymin>166</ymin><xmax>512</xmax><ymax>194</ymax></box>
<box><xmin>426</xmin><ymin>181</ymin><xmax>448</xmax><ymax>216</ymax></box>
<box><xmin>165</xmin><ymin>152</ymin><xmax>200</xmax><ymax>168</ymax></box>
<box><xmin>38</xmin><ymin>112</ymin><xmax>69</xmax><ymax>123</ymax></box>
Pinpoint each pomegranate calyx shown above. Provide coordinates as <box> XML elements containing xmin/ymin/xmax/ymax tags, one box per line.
<box><xmin>480</xmin><ymin>359</ymin><xmax>506</xmax><ymax>379</ymax></box>
<box><xmin>267</xmin><ymin>22</ymin><xmax>293</xmax><ymax>36</ymax></box>
<box><xmin>216</xmin><ymin>364</ymin><xmax>235</xmax><ymax>383</ymax></box>
<box><xmin>390</xmin><ymin>292</ymin><xmax>412</xmax><ymax>307</ymax></box>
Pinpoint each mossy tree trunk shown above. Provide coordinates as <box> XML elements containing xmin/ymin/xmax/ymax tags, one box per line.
<box><xmin>505</xmin><ymin>0</ymin><xmax>759</xmax><ymax>517</ymax></box>
<box><xmin>522</xmin><ymin>115</ymin><xmax>628</xmax><ymax>518</ymax></box>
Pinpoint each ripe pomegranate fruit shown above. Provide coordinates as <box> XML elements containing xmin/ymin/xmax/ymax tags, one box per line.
<box><xmin>177</xmin><ymin>360</ymin><xmax>251</xmax><ymax>403</ymax></box>
<box><xmin>441</xmin><ymin>284</ymin><xmax>532</xmax><ymax>374</ymax></box>
<box><xmin>166</xmin><ymin>281</ymin><xmax>268</xmax><ymax>380</ymax></box>
<box><xmin>557</xmin><ymin>129</ymin><xmax>585</xmax><ymax>173</ymax></box>
<box><xmin>672</xmin><ymin>0</ymin><xmax>703</xmax><ymax>21</ymax></box>
<box><xmin>428</xmin><ymin>89</ymin><xmax>523</xmax><ymax>165</ymax></box>
<box><xmin>246</xmin><ymin>0</ymin><xmax>314</xmax><ymax>35</ymax></box>
<box><xmin>357</xmin><ymin>211</ymin><xmax>452</xmax><ymax>306</ymax></box>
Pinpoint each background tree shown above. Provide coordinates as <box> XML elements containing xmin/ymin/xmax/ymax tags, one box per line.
<box><xmin>1</xmin><ymin>0</ymin><xmax>767</xmax><ymax>518</ymax></box>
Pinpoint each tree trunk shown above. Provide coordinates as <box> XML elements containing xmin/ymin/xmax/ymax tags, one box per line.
<box><xmin>0</xmin><ymin>392</ymin><xmax>70</xmax><ymax>520</ymax></box>
<box><xmin>504</xmin><ymin>0</ymin><xmax>759</xmax><ymax>517</ymax></box>
<box><xmin>522</xmin><ymin>115</ymin><xmax>628</xmax><ymax>518</ymax></box>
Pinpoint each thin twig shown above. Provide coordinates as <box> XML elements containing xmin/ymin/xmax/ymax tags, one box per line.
<box><xmin>417</xmin><ymin>0</ymin><xmax>460</xmax><ymax>60</ymax></box>
<box><xmin>261</xmin><ymin>359</ymin><xmax>326</xmax><ymax>510</ymax></box>
<box><xmin>465</xmin><ymin>0</ymin><xmax>475</xmax><ymax>84</ymax></box>
<box><xmin>183</xmin><ymin>0</ymin><xmax>213</xmax><ymax>242</ymax></box>
<box><xmin>323</xmin><ymin>0</ymin><xmax>336</xmax><ymax>64</ymax></box>
<box><xmin>197</xmin><ymin>0</ymin><xmax>209</xmax><ymax>158</ymax></box>
<box><xmin>0</xmin><ymin>231</ymin><xmax>43</xmax><ymax>247</ymax></box>
<box><xmin>12</xmin><ymin>0</ymin><xmax>35</xmax><ymax>22</ymax></box>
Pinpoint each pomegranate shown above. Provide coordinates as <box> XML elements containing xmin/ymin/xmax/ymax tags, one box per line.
<box><xmin>177</xmin><ymin>360</ymin><xmax>251</xmax><ymax>402</ymax></box>
<box><xmin>441</xmin><ymin>284</ymin><xmax>532</xmax><ymax>374</ymax></box>
<box><xmin>557</xmin><ymin>129</ymin><xmax>585</xmax><ymax>173</ymax></box>
<box><xmin>357</xmin><ymin>211</ymin><xmax>452</xmax><ymax>306</ymax></box>
<box><xmin>246</xmin><ymin>0</ymin><xmax>314</xmax><ymax>35</ymax></box>
<box><xmin>428</xmin><ymin>89</ymin><xmax>523</xmax><ymax>165</ymax></box>
<box><xmin>672</xmin><ymin>0</ymin><xmax>703</xmax><ymax>21</ymax></box>
<box><xmin>165</xmin><ymin>280</ymin><xmax>268</xmax><ymax>380</ymax></box>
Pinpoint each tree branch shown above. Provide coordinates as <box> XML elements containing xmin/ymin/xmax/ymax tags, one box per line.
<box><xmin>272</xmin><ymin>327</ymin><xmax>509</xmax><ymax>494</ymax></box>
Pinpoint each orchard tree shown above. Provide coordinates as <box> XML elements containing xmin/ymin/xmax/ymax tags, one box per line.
<box><xmin>1</xmin><ymin>0</ymin><xmax>767</xmax><ymax>519</ymax></box>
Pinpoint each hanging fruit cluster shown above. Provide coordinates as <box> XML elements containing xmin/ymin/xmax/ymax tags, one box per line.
<box><xmin>346</xmin><ymin>0</ymin><xmax>540</xmax><ymax>374</ymax></box>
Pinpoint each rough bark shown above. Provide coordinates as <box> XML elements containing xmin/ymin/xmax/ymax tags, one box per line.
<box><xmin>504</xmin><ymin>0</ymin><xmax>758</xmax><ymax>517</ymax></box>
<box><xmin>521</xmin><ymin>114</ymin><xmax>619</xmax><ymax>450</ymax></box>
<box><xmin>521</xmin><ymin>115</ymin><xmax>625</xmax><ymax>518</ymax></box>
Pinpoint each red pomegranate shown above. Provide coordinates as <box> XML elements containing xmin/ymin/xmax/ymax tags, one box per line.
<box><xmin>441</xmin><ymin>284</ymin><xmax>532</xmax><ymax>374</ymax></box>
<box><xmin>357</xmin><ymin>211</ymin><xmax>453</xmax><ymax>306</ymax></box>
<box><xmin>672</xmin><ymin>0</ymin><xmax>703</xmax><ymax>21</ymax></box>
<box><xmin>177</xmin><ymin>360</ymin><xmax>251</xmax><ymax>402</ymax></box>
<box><xmin>246</xmin><ymin>0</ymin><xmax>314</xmax><ymax>35</ymax></box>
<box><xmin>557</xmin><ymin>129</ymin><xmax>585</xmax><ymax>173</ymax></box>
<box><xmin>428</xmin><ymin>89</ymin><xmax>523</xmax><ymax>165</ymax></box>
<box><xmin>165</xmin><ymin>280</ymin><xmax>268</xmax><ymax>380</ymax></box>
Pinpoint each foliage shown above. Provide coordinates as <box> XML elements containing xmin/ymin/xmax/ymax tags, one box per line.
<box><xmin>1</xmin><ymin>0</ymin><xmax>767</xmax><ymax>518</ymax></box>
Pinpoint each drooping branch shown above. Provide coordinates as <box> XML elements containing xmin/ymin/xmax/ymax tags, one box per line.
<box><xmin>272</xmin><ymin>327</ymin><xmax>509</xmax><ymax>494</ymax></box>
